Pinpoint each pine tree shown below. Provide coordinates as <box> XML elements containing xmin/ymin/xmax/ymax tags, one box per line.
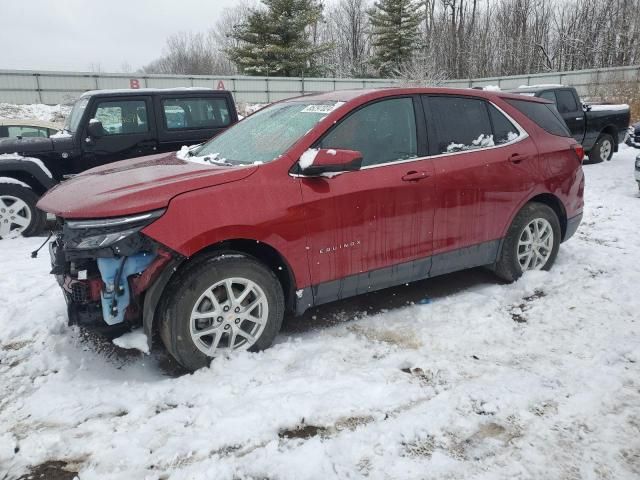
<box><xmin>227</xmin><ymin>0</ymin><xmax>330</xmax><ymax>77</ymax></box>
<box><xmin>369</xmin><ymin>0</ymin><xmax>423</xmax><ymax>77</ymax></box>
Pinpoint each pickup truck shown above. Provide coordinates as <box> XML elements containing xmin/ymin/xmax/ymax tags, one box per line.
<box><xmin>507</xmin><ymin>85</ymin><xmax>630</xmax><ymax>163</ymax></box>
<box><xmin>0</xmin><ymin>88</ymin><xmax>238</xmax><ymax>238</ymax></box>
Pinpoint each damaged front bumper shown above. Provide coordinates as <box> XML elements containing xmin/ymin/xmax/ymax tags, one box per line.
<box><xmin>48</xmin><ymin>211</ymin><xmax>178</xmax><ymax>335</ymax></box>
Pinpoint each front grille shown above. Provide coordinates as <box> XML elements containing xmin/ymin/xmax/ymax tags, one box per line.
<box><xmin>71</xmin><ymin>282</ymin><xmax>89</xmax><ymax>303</ymax></box>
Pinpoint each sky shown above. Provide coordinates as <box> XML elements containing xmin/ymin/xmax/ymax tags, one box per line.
<box><xmin>0</xmin><ymin>0</ymin><xmax>238</xmax><ymax>72</ymax></box>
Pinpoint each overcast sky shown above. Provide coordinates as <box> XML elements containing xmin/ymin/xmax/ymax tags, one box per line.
<box><xmin>1</xmin><ymin>0</ymin><xmax>238</xmax><ymax>72</ymax></box>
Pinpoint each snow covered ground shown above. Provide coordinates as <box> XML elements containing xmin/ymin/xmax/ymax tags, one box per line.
<box><xmin>0</xmin><ymin>103</ymin><xmax>70</xmax><ymax>124</ymax></box>
<box><xmin>1</xmin><ymin>147</ymin><xmax>640</xmax><ymax>480</ymax></box>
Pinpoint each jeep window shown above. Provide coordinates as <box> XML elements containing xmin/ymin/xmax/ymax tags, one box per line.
<box><xmin>506</xmin><ymin>99</ymin><xmax>571</xmax><ymax>137</ymax></box>
<box><xmin>193</xmin><ymin>101</ymin><xmax>340</xmax><ymax>164</ymax></box>
<box><xmin>6</xmin><ymin>126</ymin><xmax>51</xmax><ymax>138</ymax></box>
<box><xmin>93</xmin><ymin>100</ymin><xmax>149</xmax><ymax>135</ymax></box>
<box><xmin>64</xmin><ymin>96</ymin><xmax>89</xmax><ymax>133</ymax></box>
<box><xmin>488</xmin><ymin>105</ymin><xmax>520</xmax><ymax>144</ymax></box>
<box><xmin>556</xmin><ymin>90</ymin><xmax>578</xmax><ymax>113</ymax></box>
<box><xmin>162</xmin><ymin>97</ymin><xmax>231</xmax><ymax>130</ymax></box>
<box><xmin>540</xmin><ymin>91</ymin><xmax>557</xmax><ymax>104</ymax></box>
<box><xmin>428</xmin><ymin>96</ymin><xmax>494</xmax><ymax>153</ymax></box>
<box><xmin>318</xmin><ymin>97</ymin><xmax>417</xmax><ymax>167</ymax></box>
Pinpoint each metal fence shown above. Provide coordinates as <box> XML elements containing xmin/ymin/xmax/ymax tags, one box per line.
<box><xmin>0</xmin><ymin>69</ymin><xmax>397</xmax><ymax>105</ymax></box>
<box><xmin>0</xmin><ymin>65</ymin><xmax>638</xmax><ymax>105</ymax></box>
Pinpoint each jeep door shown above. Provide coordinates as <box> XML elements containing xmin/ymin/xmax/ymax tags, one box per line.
<box><xmin>81</xmin><ymin>96</ymin><xmax>157</xmax><ymax>171</ymax></box>
<box><xmin>421</xmin><ymin>95</ymin><xmax>538</xmax><ymax>275</ymax></box>
<box><xmin>298</xmin><ymin>96</ymin><xmax>436</xmax><ymax>302</ymax></box>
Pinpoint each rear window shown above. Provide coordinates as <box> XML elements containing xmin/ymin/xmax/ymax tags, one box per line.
<box><xmin>505</xmin><ymin>99</ymin><xmax>571</xmax><ymax>137</ymax></box>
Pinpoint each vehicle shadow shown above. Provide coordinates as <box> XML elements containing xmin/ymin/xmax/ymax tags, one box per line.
<box><xmin>282</xmin><ymin>267</ymin><xmax>501</xmax><ymax>335</ymax></box>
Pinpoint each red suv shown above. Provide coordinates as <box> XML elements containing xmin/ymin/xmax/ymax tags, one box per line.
<box><xmin>39</xmin><ymin>88</ymin><xmax>585</xmax><ymax>371</ymax></box>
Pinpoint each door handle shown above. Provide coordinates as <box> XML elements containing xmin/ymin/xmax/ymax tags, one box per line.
<box><xmin>575</xmin><ymin>117</ymin><xmax>583</xmax><ymax>121</ymax></box>
<box><xmin>402</xmin><ymin>171</ymin><xmax>430</xmax><ymax>182</ymax></box>
<box><xmin>509</xmin><ymin>153</ymin><xmax>528</xmax><ymax>164</ymax></box>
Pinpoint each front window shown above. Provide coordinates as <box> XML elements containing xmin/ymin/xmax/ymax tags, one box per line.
<box><xmin>64</xmin><ymin>97</ymin><xmax>89</xmax><ymax>133</ymax></box>
<box><xmin>93</xmin><ymin>100</ymin><xmax>149</xmax><ymax>135</ymax></box>
<box><xmin>192</xmin><ymin>101</ymin><xmax>342</xmax><ymax>165</ymax></box>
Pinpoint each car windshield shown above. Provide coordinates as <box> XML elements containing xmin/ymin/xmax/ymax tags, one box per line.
<box><xmin>191</xmin><ymin>100</ymin><xmax>343</xmax><ymax>165</ymax></box>
<box><xmin>64</xmin><ymin>97</ymin><xmax>90</xmax><ymax>133</ymax></box>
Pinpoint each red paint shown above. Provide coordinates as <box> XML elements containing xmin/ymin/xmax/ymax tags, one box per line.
<box><xmin>216</xmin><ymin>80</ymin><xmax>226</xmax><ymax>90</ymax></box>
<box><xmin>129</xmin><ymin>79</ymin><xmax>140</xmax><ymax>89</ymax></box>
<box><xmin>38</xmin><ymin>88</ymin><xmax>584</xmax><ymax>292</ymax></box>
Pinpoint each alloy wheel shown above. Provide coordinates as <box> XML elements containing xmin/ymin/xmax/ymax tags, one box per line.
<box><xmin>189</xmin><ymin>277</ymin><xmax>269</xmax><ymax>356</ymax></box>
<box><xmin>600</xmin><ymin>139</ymin><xmax>612</xmax><ymax>161</ymax></box>
<box><xmin>0</xmin><ymin>195</ymin><xmax>32</xmax><ymax>238</ymax></box>
<box><xmin>517</xmin><ymin>218</ymin><xmax>554</xmax><ymax>271</ymax></box>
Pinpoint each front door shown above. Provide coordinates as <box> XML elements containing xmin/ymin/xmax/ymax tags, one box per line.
<box><xmin>554</xmin><ymin>89</ymin><xmax>585</xmax><ymax>144</ymax></box>
<box><xmin>81</xmin><ymin>96</ymin><xmax>157</xmax><ymax>171</ymax></box>
<box><xmin>298</xmin><ymin>96</ymin><xmax>436</xmax><ymax>303</ymax></box>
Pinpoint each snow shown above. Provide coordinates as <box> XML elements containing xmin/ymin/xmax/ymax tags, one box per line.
<box><xmin>0</xmin><ymin>177</ymin><xmax>31</xmax><ymax>188</ymax></box>
<box><xmin>299</xmin><ymin>148</ymin><xmax>319</xmax><ymax>169</ymax></box>
<box><xmin>1</xmin><ymin>147</ymin><xmax>640</xmax><ymax>479</ymax></box>
<box><xmin>588</xmin><ymin>103</ymin><xmax>630</xmax><ymax>112</ymax></box>
<box><xmin>482</xmin><ymin>85</ymin><xmax>501</xmax><ymax>91</ymax></box>
<box><xmin>112</xmin><ymin>330</ymin><xmax>150</xmax><ymax>354</ymax></box>
<box><xmin>0</xmin><ymin>103</ymin><xmax>70</xmax><ymax>124</ymax></box>
<box><xmin>0</xmin><ymin>153</ymin><xmax>53</xmax><ymax>179</ymax></box>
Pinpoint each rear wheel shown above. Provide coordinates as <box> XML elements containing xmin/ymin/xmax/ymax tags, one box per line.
<box><xmin>159</xmin><ymin>252</ymin><xmax>285</xmax><ymax>371</ymax></box>
<box><xmin>495</xmin><ymin>202</ymin><xmax>561</xmax><ymax>282</ymax></box>
<box><xmin>590</xmin><ymin>134</ymin><xmax>614</xmax><ymax>162</ymax></box>
<box><xmin>0</xmin><ymin>184</ymin><xmax>46</xmax><ymax>238</ymax></box>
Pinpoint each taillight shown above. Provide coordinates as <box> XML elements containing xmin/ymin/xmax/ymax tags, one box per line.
<box><xmin>571</xmin><ymin>144</ymin><xmax>584</xmax><ymax>163</ymax></box>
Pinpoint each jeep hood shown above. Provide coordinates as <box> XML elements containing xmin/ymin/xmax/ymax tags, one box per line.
<box><xmin>0</xmin><ymin>136</ymin><xmax>54</xmax><ymax>155</ymax></box>
<box><xmin>37</xmin><ymin>152</ymin><xmax>258</xmax><ymax>218</ymax></box>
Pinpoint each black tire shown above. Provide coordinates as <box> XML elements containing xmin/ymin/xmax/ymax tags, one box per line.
<box><xmin>159</xmin><ymin>251</ymin><xmax>285</xmax><ymax>372</ymax></box>
<box><xmin>494</xmin><ymin>202</ymin><xmax>561</xmax><ymax>282</ymax></box>
<box><xmin>590</xmin><ymin>134</ymin><xmax>615</xmax><ymax>163</ymax></box>
<box><xmin>0</xmin><ymin>183</ymin><xmax>47</xmax><ymax>238</ymax></box>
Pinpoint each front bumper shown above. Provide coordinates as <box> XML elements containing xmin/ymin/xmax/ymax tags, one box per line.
<box><xmin>49</xmin><ymin>232</ymin><xmax>174</xmax><ymax>331</ymax></box>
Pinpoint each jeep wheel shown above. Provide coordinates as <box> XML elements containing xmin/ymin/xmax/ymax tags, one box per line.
<box><xmin>494</xmin><ymin>202</ymin><xmax>561</xmax><ymax>282</ymax></box>
<box><xmin>0</xmin><ymin>184</ymin><xmax>47</xmax><ymax>239</ymax></box>
<box><xmin>159</xmin><ymin>252</ymin><xmax>285</xmax><ymax>371</ymax></box>
<box><xmin>590</xmin><ymin>134</ymin><xmax>615</xmax><ymax>162</ymax></box>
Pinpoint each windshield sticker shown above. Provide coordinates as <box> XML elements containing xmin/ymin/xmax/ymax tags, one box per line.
<box><xmin>301</xmin><ymin>102</ymin><xmax>344</xmax><ymax>114</ymax></box>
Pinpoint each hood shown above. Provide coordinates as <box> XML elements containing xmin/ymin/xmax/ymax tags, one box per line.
<box><xmin>37</xmin><ymin>151</ymin><xmax>258</xmax><ymax>218</ymax></box>
<box><xmin>0</xmin><ymin>136</ymin><xmax>54</xmax><ymax>155</ymax></box>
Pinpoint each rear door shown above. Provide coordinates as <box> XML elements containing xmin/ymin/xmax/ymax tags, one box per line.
<box><xmin>298</xmin><ymin>96</ymin><xmax>436</xmax><ymax>301</ymax></box>
<box><xmin>155</xmin><ymin>94</ymin><xmax>235</xmax><ymax>153</ymax></box>
<box><xmin>422</xmin><ymin>95</ymin><xmax>538</xmax><ymax>274</ymax></box>
<box><xmin>553</xmin><ymin>89</ymin><xmax>585</xmax><ymax>143</ymax></box>
<box><xmin>81</xmin><ymin>96</ymin><xmax>157</xmax><ymax>171</ymax></box>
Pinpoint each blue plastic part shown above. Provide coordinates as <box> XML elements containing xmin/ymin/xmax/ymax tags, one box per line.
<box><xmin>97</xmin><ymin>252</ymin><xmax>156</xmax><ymax>325</ymax></box>
<box><xmin>417</xmin><ymin>297</ymin><xmax>432</xmax><ymax>305</ymax></box>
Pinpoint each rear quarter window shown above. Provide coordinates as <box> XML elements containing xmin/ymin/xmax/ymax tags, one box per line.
<box><xmin>505</xmin><ymin>99</ymin><xmax>571</xmax><ymax>137</ymax></box>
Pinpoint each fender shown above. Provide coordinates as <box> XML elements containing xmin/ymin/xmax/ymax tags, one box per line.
<box><xmin>142</xmin><ymin>257</ymin><xmax>185</xmax><ymax>352</ymax></box>
<box><xmin>0</xmin><ymin>157</ymin><xmax>57</xmax><ymax>192</ymax></box>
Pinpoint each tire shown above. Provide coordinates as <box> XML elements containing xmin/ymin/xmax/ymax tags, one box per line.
<box><xmin>159</xmin><ymin>251</ymin><xmax>285</xmax><ymax>371</ymax></box>
<box><xmin>0</xmin><ymin>183</ymin><xmax>47</xmax><ymax>239</ymax></box>
<box><xmin>494</xmin><ymin>202</ymin><xmax>561</xmax><ymax>282</ymax></box>
<box><xmin>590</xmin><ymin>134</ymin><xmax>615</xmax><ymax>162</ymax></box>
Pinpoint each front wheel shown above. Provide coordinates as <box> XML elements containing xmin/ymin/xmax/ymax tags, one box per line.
<box><xmin>159</xmin><ymin>252</ymin><xmax>285</xmax><ymax>371</ymax></box>
<box><xmin>0</xmin><ymin>184</ymin><xmax>47</xmax><ymax>239</ymax></box>
<box><xmin>494</xmin><ymin>202</ymin><xmax>561</xmax><ymax>282</ymax></box>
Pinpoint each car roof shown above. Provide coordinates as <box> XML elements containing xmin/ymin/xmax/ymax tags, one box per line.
<box><xmin>284</xmin><ymin>86</ymin><xmax>552</xmax><ymax>104</ymax></box>
<box><xmin>80</xmin><ymin>87</ymin><xmax>230</xmax><ymax>98</ymax></box>
<box><xmin>0</xmin><ymin>119</ymin><xmax>62</xmax><ymax>129</ymax></box>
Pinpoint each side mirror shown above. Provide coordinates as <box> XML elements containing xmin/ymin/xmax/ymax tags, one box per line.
<box><xmin>87</xmin><ymin>119</ymin><xmax>104</xmax><ymax>138</ymax></box>
<box><xmin>299</xmin><ymin>148</ymin><xmax>363</xmax><ymax>177</ymax></box>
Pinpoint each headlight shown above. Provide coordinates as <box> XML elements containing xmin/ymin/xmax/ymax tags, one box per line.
<box><xmin>64</xmin><ymin>209</ymin><xmax>165</xmax><ymax>250</ymax></box>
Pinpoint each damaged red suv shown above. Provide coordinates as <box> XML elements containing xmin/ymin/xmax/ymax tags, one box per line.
<box><xmin>39</xmin><ymin>88</ymin><xmax>584</xmax><ymax>371</ymax></box>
